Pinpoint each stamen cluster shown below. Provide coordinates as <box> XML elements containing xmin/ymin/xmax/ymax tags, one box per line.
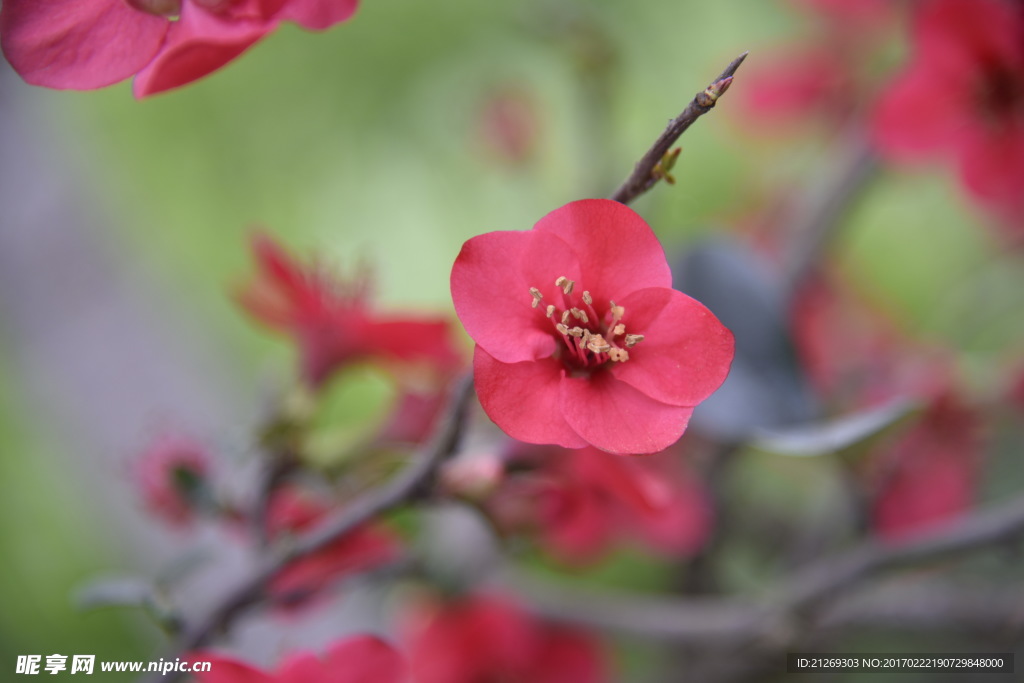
<box><xmin>530</xmin><ymin>277</ymin><xmax>644</xmax><ymax>369</ymax></box>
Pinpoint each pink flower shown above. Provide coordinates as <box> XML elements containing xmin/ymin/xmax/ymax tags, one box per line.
<box><xmin>133</xmin><ymin>434</ymin><xmax>211</xmax><ymax>528</ymax></box>
<box><xmin>264</xmin><ymin>487</ymin><xmax>400</xmax><ymax>606</ymax></box>
<box><xmin>192</xmin><ymin>635</ymin><xmax>406</xmax><ymax>683</ymax></box>
<box><xmin>450</xmin><ymin>199</ymin><xmax>734</xmax><ymax>455</ymax></box>
<box><xmin>406</xmin><ymin>593</ymin><xmax>607</xmax><ymax>683</ymax></box>
<box><xmin>238</xmin><ymin>233</ymin><xmax>462</xmax><ymax>387</ymax></box>
<box><xmin>0</xmin><ymin>0</ymin><xmax>358</xmax><ymax>98</ymax></box>
<box><xmin>490</xmin><ymin>445</ymin><xmax>710</xmax><ymax>564</ymax></box>
<box><xmin>873</xmin><ymin>0</ymin><xmax>1024</xmax><ymax>227</ymax></box>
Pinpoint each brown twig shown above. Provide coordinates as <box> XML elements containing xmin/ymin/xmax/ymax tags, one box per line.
<box><xmin>779</xmin><ymin>126</ymin><xmax>878</xmax><ymax>302</ymax></box>
<box><xmin>142</xmin><ymin>372</ymin><xmax>475</xmax><ymax>683</ymax></box>
<box><xmin>609</xmin><ymin>52</ymin><xmax>748</xmax><ymax>206</ymax></box>
<box><xmin>511</xmin><ymin>492</ymin><xmax>1024</xmax><ymax>643</ymax></box>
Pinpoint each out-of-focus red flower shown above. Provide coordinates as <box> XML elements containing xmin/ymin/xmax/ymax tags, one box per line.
<box><xmin>475</xmin><ymin>87</ymin><xmax>541</xmax><ymax>166</ymax></box>
<box><xmin>740</xmin><ymin>47</ymin><xmax>855</xmax><ymax>128</ymax></box>
<box><xmin>489</xmin><ymin>445</ymin><xmax>709</xmax><ymax>564</ymax></box>
<box><xmin>737</xmin><ymin>0</ymin><xmax>895</xmax><ymax>133</ymax></box>
<box><xmin>0</xmin><ymin>0</ymin><xmax>358</xmax><ymax>98</ymax></box>
<box><xmin>192</xmin><ymin>635</ymin><xmax>406</xmax><ymax>683</ymax></box>
<box><xmin>873</xmin><ymin>0</ymin><xmax>1024</xmax><ymax>227</ymax></box>
<box><xmin>238</xmin><ymin>233</ymin><xmax>462</xmax><ymax>388</ymax></box>
<box><xmin>872</xmin><ymin>392</ymin><xmax>983</xmax><ymax>541</ymax></box>
<box><xmin>791</xmin><ymin>273</ymin><xmax>985</xmax><ymax>539</ymax></box>
<box><xmin>451</xmin><ymin>199</ymin><xmax>734</xmax><ymax>455</ymax></box>
<box><xmin>406</xmin><ymin>593</ymin><xmax>607</xmax><ymax>683</ymax></box>
<box><xmin>264</xmin><ymin>487</ymin><xmax>400</xmax><ymax>606</ymax></box>
<box><xmin>133</xmin><ymin>434</ymin><xmax>211</xmax><ymax>528</ymax></box>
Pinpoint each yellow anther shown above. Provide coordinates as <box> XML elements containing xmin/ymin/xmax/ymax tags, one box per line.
<box><xmin>568</xmin><ymin>326</ymin><xmax>585</xmax><ymax>337</ymax></box>
<box><xmin>529</xmin><ymin>287</ymin><xmax>543</xmax><ymax>308</ymax></box>
<box><xmin>571</xmin><ymin>308</ymin><xmax>589</xmax><ymax>324</ymax></box>
<box><xmin>582</xmin><ymin>291</ymin><xmax>593</xmax><ymax>305</ymax></box>
<box><xmin>561</xmin><ymin>310</ymin><xmax>571</xmax><ymax>324</ymax></box>
<box><xmin>609</xmin><ymin>348</ymin><xmax>630</xmax><ymax>362</ymax></box>
<box><xmin>611</xmin><ymin>305</ymin><xmax>625</xmax><ymax>320</ymax></box>
<box><xmin>556</xmin><ymin>323</ymin><xmax>569</xmax><ymax>336</ymax></box>
<box><xmin>612</xmin><ymin>324</ymin><xmax>625</xmax><ymax>336</ymax></box>
<box><xmin>586</xmin><ymin>334</ymin><xmax>611</xmax><ymax>353</ymax></box>
<box><xmin>545</xmin><ymin>304</ymin><xmax>555</xmax><ymax>318</ymax></box>
<box><xmin>555</xmin><ymin>276</ymin><xmax>575</xmax><ymax>295</ymax></box>
<box><xmin>625</xmin><ymin>334</ymin><xmax>645</xmax><ymax>347</ymax></box>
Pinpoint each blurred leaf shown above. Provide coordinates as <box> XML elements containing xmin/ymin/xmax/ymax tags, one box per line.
<box><xmin>750</xmin><ymin>397</ymin><xmax>920</xmax><ymax>458</ymax></box>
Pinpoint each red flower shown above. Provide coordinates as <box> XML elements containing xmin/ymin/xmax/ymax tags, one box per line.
<box><xmin>238</xmin><ymin>233</ymin><xmax>462</xmax><ymax>387</ymax></box>
<box><xmin>192</xmin><ymin>635</ymin><xmax>406</xmax><ymax>683</ymax></box>
<box><xmin>872</xmin><ymin>392</ymin><xmax>983</xmax><ymax>541</ymax></box>
<box><xmin>0</xmin><ymin>0</ymin><xmax>358</xmax><ymax>98</ymax></box>
<box><xmin>490</xmin><ymin>445</ymin><xmax>710</xmax><ymax>564</ymax></box>
<box><xmin>264</xmin><ymin>487</ymin><xmax>400</xmax><ymax>606</ymax></box>
<box><xmin>406</xmin><ymin>593</ymin><xmax>607</xmax><ymax>683</ymax></box>
<box><xmin>792</xmin><ymin>273</ymin><xmax>985</xmax><ymax>539</ymax></box>
<box><xmin>133</xmin><ymin>434</ymin><xmax>211</xmax><ymax>528</ymax></box>
<box><xmin>450</xmin><ymin>199</ymin><xmax>734</xmax><ymax>455</ymax></box>
<box><xmin>873</xmin><ymin>0</ymin><xmax>1024</xmax><ymax>226</ymax></box>
<box><xmin>739</xmin><ymin>47</ymin><xmax>855</xmax><ymax>129</ymax></box>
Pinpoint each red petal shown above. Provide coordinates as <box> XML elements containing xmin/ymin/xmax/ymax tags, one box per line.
<box><xmin>473</xmin><ymin>347</ymin><xmax>587</xmax><ymax>449</ymax></box>
<box><xmin>321</xmin><ymin>636</ymin><xmax>407</xmax><ymax>683</ymax></box>
<box><xmin>957</xmin><ymin>126</ymin><xmax>1024</xmax><ymax>216</ymax></box>
<box><xmin>560</xmin><ymin>372</ymin><xmax>694</xmax><ymax>455</ymax></box>
<box><xmin>610</xmin><ymin>287</ymin><xmax>734</xmax><ymax>407</ymax></box>
<box><xmin>914</xmin><ymin>0</ymin><xmax>1024</xmax><ymax>72</ymax></box>
<box><xmin>275</xmin><ymin>0</ymin><xmax>360</xmax><ymax>30</ymax></box>
<box><xmin>0</xmin><ymin>0</ymin><xmax>167</xmax><ymax>90</ymax></box>
<box><xmin>872</xmin><ymin>66</ymin><xmax>972</xmax><ymax>161</ymax></box>
<box><xmin>541</xmin><ymin>482</ymin><xmax>612</xmax><ymax>563</ymax></box>
<box><xmin>532</xmin><ymin>199</ymin><xmax>672</xmax><ymax>304</ymax></box>
<box><xmin>276</xmin><ymin>653</ymin><xmax>325</xmax><ymax>683</ymax></box>
<box><xmin>132</xmin><ymin>4</ymin><xmax>272</xmax><ymax>97</ymax></box>
<box><xmin>532</xmin><ymin>629</ymin><xmax>608</xmax><ymax>683</ymax></box>
<box><xmin>452</xmin><ymin>230</ymin><xmax>581</xmax><ymax>364</ymax></box>
<box><xmin>365</xmin><ymin>318</ymin><xmax>462</xmax><ymax>371</ymax></box>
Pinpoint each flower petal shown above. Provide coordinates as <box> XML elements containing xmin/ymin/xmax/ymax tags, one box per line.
<box><xmin>452</xmin><ymin>230</ymin><xmax>581</xmax><ymax>364</ymax></box>
<box><xmin>560</xmin><ymin>371</ymin><xmax>694</xmax><ymax>454</ymax></box>
<box><xmin>275</xmin><ymin>0</ymin><xmax>360</xmax><ymax>30</ymax></box>
<box><xmin>533</xmin><ymin>199</ymin><xmax>672</xmax><ymax>302</ymax></box>
<box><xmin>872</xmin><ymin>65</ymin><xmax>972</xmax><ymax>161</ymax></box>
<box><xmin>474</xmin><ymin>347</ymin><xmax>587</xmax><ymax>449</ymax></box>
<box><xmin>0</xmin><ymin>0</ymin><xmax>167</xmax><ymax>90</ymax></box>
<box><xmin>132</xmin><ymin>4</ymin><xmax>272</xmax><ymax>98</ymax></box>
<box><xmin>321</xmin><ymin>636</ymin><xmax>407</xmax><ymax>683</ymax></box>
<box><xmin>610</xmin><ymin>287</ymin><xmax>734</xmax><ymax>407</ymax></box>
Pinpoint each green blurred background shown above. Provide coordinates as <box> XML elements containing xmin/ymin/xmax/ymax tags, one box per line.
<box><xmin>2</xmin><ymin>0</ymin><xmax>1022</xmax><ymax>677</ymax></box>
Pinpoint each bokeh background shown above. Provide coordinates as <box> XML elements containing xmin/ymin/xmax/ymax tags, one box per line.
<box><xmin>2</xmin><ymin>0</ymin><xmax>1023</xmax><ymax>679</ymax></box>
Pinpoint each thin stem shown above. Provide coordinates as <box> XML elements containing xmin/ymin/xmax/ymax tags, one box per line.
<box><xmin>142</xmin><ymin>373</ymin><xmax>475</xmax><ymax>683</ymax></box>
<box><xmin>779</xmin><ymin>127</ymin><xmax>878</xmax><ymax>302</ymax></box>
<box><xmin>510</xmin><ymin>492</ymin><xmax>1024</xmax><ymax>642</ymax></box>
<box><xmin>609</xmin><ymin>52</ymin><xmax>748</xmax><ymax>206</ymax></box>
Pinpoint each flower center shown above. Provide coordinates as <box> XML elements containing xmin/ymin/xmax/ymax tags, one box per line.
<box><xmin>977</xmin><ymin>62</ymin><xmax>1024</xmax><ymax>124</ymax></box>
<box><xmin>125</xmin><ymin>0</ymin><xmax>181</xmax><ymax>16</ymax></box>
<box><xmin>529</xmin><ymin>275</ymin><xmax>644</xmax><ymax>371</ymax></box>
